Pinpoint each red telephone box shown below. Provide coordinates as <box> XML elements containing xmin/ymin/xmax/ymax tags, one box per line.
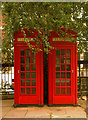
<box><xmin>48</xmin><ymin>28</ymin><xmax>77</xmax><ymax>105</ymax></box>
<box><xmin>14</xmin><ymin>29</ymin><xmax>43</xmax><ymax>106</ymax></box>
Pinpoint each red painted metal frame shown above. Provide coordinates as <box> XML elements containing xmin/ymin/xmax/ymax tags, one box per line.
<box><xmin>14</xmin><ymin>29</ymin><xmax>43</xmax><ymax>105</ymax></box>
<box><xmin>48</xmin><ymin>30</ymin><xmax>77</xmax><ymax>105</ymax></box>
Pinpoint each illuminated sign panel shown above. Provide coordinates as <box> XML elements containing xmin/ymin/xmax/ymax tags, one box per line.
<box><xmin>53</xmin><ymin>38</ymin><xmax>71</xmax><ymax>41</ymax></box>
<box><xmin>18</xmin><ymin>38</ymin><xmax>34</xmax><ymax>41</ymax></box>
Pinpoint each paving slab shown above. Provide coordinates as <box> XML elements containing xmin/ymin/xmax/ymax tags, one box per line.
<box><xmin>2</xmin><ymin>107</ymin><xmax>11</xmax><ymax>118</ymax></box>
<box><xmin>3</xmin><ymin>109</ymin><xmax>28</xmax><ymax>118</ymax></box>
<box><xmin>25</xmin><ymin>110</ymin><xmax>50</xmax><ymax>118</ymax></box>
<box><xmin>65</xmin><ymin>106</ymin><xmax>86</xmax><ymax>118</ymax></box>
<box><xmin>1</xmin><ymin>99</ymin><xmax>87</xmax><ymax>118</ymax></box>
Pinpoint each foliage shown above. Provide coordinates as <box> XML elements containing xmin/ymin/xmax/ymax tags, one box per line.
<box><xmin>2</xmin><ymin>2</ymin><xmax>88</xmax><ymax>63</ymax></box>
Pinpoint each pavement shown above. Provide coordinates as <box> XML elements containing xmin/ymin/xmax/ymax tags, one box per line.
<box><xmin>0</xmin><ymin>99</ymin><xmax>87</xmax><ymax>119</ymax></box>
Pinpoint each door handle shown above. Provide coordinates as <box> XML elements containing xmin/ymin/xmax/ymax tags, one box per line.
<box><xmin>72</xmin><ymin>70</ymin><xmax>73</xmax><ymax>73</ymax></box>
<box><xmin>18</xmin><ymin>70</ymin><xmax>20</xmax><ymax>73</ymax></box>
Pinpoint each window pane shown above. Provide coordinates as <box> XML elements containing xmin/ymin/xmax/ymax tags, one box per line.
<box><xmin>31</xmin><ymin>65</ymin><xmax>36</xmax><ymax>71</ymax></box>
<box><xmin>31</xmin><ymin>72</ymin><xmax>36</xmax><ymax>78</ymax></box>
<box><xmin>26</xmin><ymin>88</ymin><xmax>30</xmax><ymax>94</ymax></box>
<box><xmin>67</xmin><ymin>72</ymin><xmax>71</xmax><ymax>79</ymax></box>
<box><xmin>21</xmin><ymin>80</ymin><xmax>25</xmax><ymax>86</ymax></box>
<box><xmin>21</xmin><ymin>49</ymin><xmax>24</xmax><ymax>56</ymax></box>
<box><xmin>21</xmin><ymin>88</ymin><xmax>25</xmax><ymax>94</ymax></box>
<box><xmin>61</xmin><ymin>72</ymin><xmax>65</xmax><ymax>79</ymax></box>
<box><xmin>26</xmin><ymin>57</ymin><xmax>30</xmax><ymax>63</ymax></box>
<box><xmin>61</xmin><ymin>88</ymin><xmax>65</xmax><ymax>94</ymax></box>
<box><xmin>26</xmin><ymin>65</ymin><xmax>30</xmax><ymax>71</ymax></box>
<box><xmin>67</xmin><ymin>57</ymin><xmax>71</xmax><ymax>63</ymax></box>
<box><xmin>31</xmin><ymin>51</ymin><xmax>35</xmax><ymax>56</ymax></box>
<box><xmin>56</xmin><ymin>72</ymin><xmax>60</xmax><ymax>78</ymax></box>
<box><xmin>32</xmin><ymin>88</ymin><xmax>36</xmax><ymax>94</ymax></box>
<box><xmin>56</xmin><ymin>57</ymin><xmax>60</xmax><ymax>63</ymax></box>
<box><xmin>56</xmin><ymin>49</ymin><xmax>60</xmax><ymax>56</ymax></box>
<box><xmin>21</xmin><ymin>65</ymin><xmax>25</xmax><ymax>71</ymax></box>
<box><xmin>61</xmin><ymin>65</ymin><xmax>65</xmax><ymax>71</ymax></box>
<box><xmin>61</xmin><ymin>57</ymin><xmax>65</xmax><ymax>63</ymax></box>
<box><xmin>67</xmin><ymin>49</ymin><xmax>71</xmax><ymax>56</ymax></box>
<box><xmin>61</xmin><ymin>49</ymin><xmax>65</xmax><ymax>56</ymax></box>
<box><xmin>26</xmin><ymin>49</ymin><xmax>30</xmax><ymax>56</ymax></box>
<box><xmin>56</xmin><ymin>80</ymin><xmax>60</xmax><ymax>86</ymax></box>
<box><xmin>32</xmin><ymin>80</ymin><xmax>36</xmax><ymax>86</ymax></box>
<box><xmin>61</xmin><ymin>80</ymin><xmax>65</xmax><ymax>86</ymax></box>
<box><xmin>56</xmin><ymin>88</ymin><xmax>60</xmax><ymax>94</ymax></box>
<box><xmin>26</xmin><ymin>72</ymin><xmax>30</xmax><ymax>79</ymax></box>
<box><xmin>80</xmin><ymin>64</ymin><xmax>83</xmax><ymax>69</ymax></box>
<box><xmin>31</xmin><ymin>57</ymin><xmax>36</xmax><ymax>63</ymax></box>
<box><xmin>26</xmin><ymin>80</ymin><xmax>30</xmax><ymax>86</ymax></box>
<box><xmin>21</xmin><ymin>57</ymin><xmax>25</xmax><ymax>63</ymax></box>
<box><xmin>67</xmin><ymin>88</ymin><xmax>71</xmax><ymax>94</ymax></box>
<box><xmin>21</xmin><ymin>72</ymin><xmax>25</xmax><ymax>79</ymax></box>
<box><xmin>67</xmin><ymin>65</ymin><xmax>71</xmax><ymax>71</ymax></box>
<box><xmin>67</xmin><ymin>80</ymin><xmax>71</xmax><ymax>86</ymax></box>
<box><xmin>56</xmin><ymin>65</ymin><xmax>60</xmax><ymax>71</ymax></box>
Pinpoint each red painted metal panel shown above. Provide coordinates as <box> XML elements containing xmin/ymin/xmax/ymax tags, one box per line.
<box><xmin>75</xmin><ymin>43</ymin><xmax>78</xmax><ymax>104</ymax></box>
<box><xmin>48</xmin><ymin>49</ymin><xmax>54</xmax><ymax>105</ymax></box>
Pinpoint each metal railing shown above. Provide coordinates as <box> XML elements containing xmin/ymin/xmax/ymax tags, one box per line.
<box><xmin>0</xmin><ymin>63</ymin><xmax>14</xmax><ymax>94</ymax></box>
<box><xmin>77</xmin><ymin>60</ymin><xmax>88</xmax><ymax>96</ymax></box>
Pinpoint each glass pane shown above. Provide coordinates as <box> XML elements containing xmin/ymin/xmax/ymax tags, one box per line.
<box><xmin>31</xmin><ymin>72</ymin><xmax>36</xmax><ymax>78</ymax></box>
<box><xmin>56</xmin><ymin>72</ymin><xmax>60</xmax><ymax>78</ymax></box>
<box><xmin>67</xmin><ymin>57</ymin><xmax>71</xmax><ymax>63</ymax></box>
<box><xmin>21</xmin><ymin>88</ymin><xmax>25</xmax><ymax>94</ymax></box>
<box><xmin>31</xmin><ymin>57</ymin><xmax>36</xmax><ymax>63</ymax></box>
<box><xmin>26</xmin><ymin>57</ymin><xmax>30</xmax><ymax>63</ymax></box>
<box><xmin>80</xmin><ymin>64</ymin><xmax>83</xmax><ymax>69</ymax></box>
<box><xmin>26</xmin><ymin>80</ymin><xmax>30</xmax><ymax>86</ymax></box>
<box><xmin>61</xmin><ymin>72</ymin><xmax>65</xmax><ymax>79</ymax></box>
<box><xmin>61</xmin><ymin>88</ymin><xmax>65</xmax><ymax>94</ymax></box>
<box><xmin>21</xmin><ymin>49</ymin><xmax>24</xmax><ymax>56</ymax></box>
<box><xmin>31</xmin><ymin>65</ymin><xmax>36</xmax><ymax>71</ymax></box>
<box><xmin>61</xmin><ymin>80</ymin><xmax>65</xmax><ymax>86</ymax></box>
<box><xmin>61</xmin><ymin>57</ymin><xmax>65</xmax><ymax>63</ymax></box>
<box><xmin>21</xmin><ymin>65</ymin><xmax>25</xmax><ymax>71</ymax></box>
<box><xmin>67</xmin><ymin>88</ymin><xmax>71</xmax><ymax>94</ymax></box>
<box><xmin>56</xmin><ymin>49</ymin><xmax>60</xmax><ymax>56</ymax></box>
<box><xmin>32</xmin><ymin>88</ymin><xmax>36</xmax><ymax>94</ymax></box>
<box><xmin>21</xmin><ymin>57</ymin><xmax>25</xmax><ymax>63</ymax></box>
<box><xmin>56</xmin><ymin>80</ymin><xmax>60</xmax><ymax>86</ymax></box>
<box><xmin>32</xmin><ymin>80</ymin><xmax>36</xmax><ymax>86</ymax></box>
<box><xmin>26</xmin><ymin>49</ymin><xmax>30</xmax><ymax>56</ymax></box>
<box><xmin>67</xmin><ymin>49</ymin><xmax>71</xmax><ymax>56</ymax></box>
<box><xmin>21</xmin><ymin>80</ymin><xmax>25</xmax><ymax>86</ymax></box>
<box><xmin>56</xmin><ymin>65</ymin><xmax>60</xmax><ymax>71</ymax></box>
<box><xmin>26</xmin><ymin>72</ymin><xmax>30</xmax><ymax>79</ymax></box>
<box><xmin>61</xmin><ymin>49</ymin><xmax>65</xmax><ymax>56</ymax></box>
<box><xmin>67</xmin><ymin>80</ymin><xmax>71</xmax><ymax>86</ymax></box>
<box><xmin>56</xmin><ymin>57</ymin><xmax>60</xmax><ymax>63</ymax></box>
<box><xmin>67</xmin><ymin>72</ymin><xmax>71</xmax><ymax>79</ymax></box>
<box><xmin>56</xmin><ymin>88</ymin><xmax>60</xmax><ymax>94</ymax></box>
<box><xmin>21</xmin><ymin>72</ymin><xmax>25</xmax><ymax>79</ymax></box>
<box><xmin>31</xmin><ymin>51</ymin><xmax>35</xmax><ymax>56</ymax></box>
<box><xmin>67</xmin><ymin>65</ymin><xmax>71</xmax><ymax>71</ymax></box>
<box><xmin>26</xmin><ymin>65</ymin><xmax>30</xmax><ymax>71</ymax></box>
<box><xmin>61</xmin><ymin>65</ymin><xmax>65</xmax><ymax>71</ymax></box>
<box><xmin>26</xmin><ymin>88</ymin><xmax>30</xmax><ymax>94</ymax></box>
